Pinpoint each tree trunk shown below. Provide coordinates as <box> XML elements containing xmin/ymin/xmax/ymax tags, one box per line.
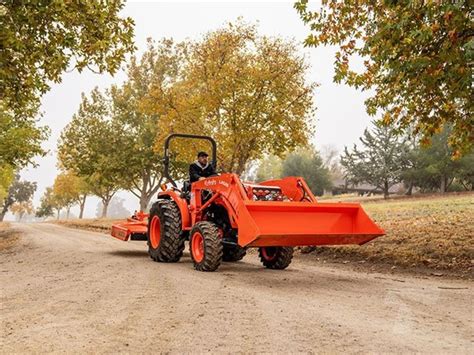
<box><xmin>102</xmin><ymin>200</ymin><xmax>110</xmax><ymax>218</ymax></box>
<box><xmin>56</xmin><ymin>209</ymin><xmax>60</xmax><ymax>220</ymax></box>
<box><xmin>66</xmin><ymin>207</ymin><xmax>70</xmax><ymax>220</ymax></box>
<box><xmin>79</xmin><ymin>195</ymin><xmax>87</xmax><ymax>219</ymax></box>
<box><xmin>0</xmin><ymin>210</ymin><xmax>6</xmax><ymax>222</ymax></box>
<box><xmin>440</xmin><ymin>175</ymin><xmax>447</xmax><ymax>193</ymax></box>
<box><xmin>383</xmin><ymin>181</ymin><xmax>389</xmax><ymax>199</ymax></box>
<box><xmin>140</xmin><ymin>192</ymin><xmax>153</xmax><ymax>212</ymax></box>
<box><xmin>405</xmin><ymin>181</ymin><xmax>413</xmax><ymax>196</ymax></box>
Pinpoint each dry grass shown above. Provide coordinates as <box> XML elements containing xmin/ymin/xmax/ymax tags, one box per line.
<box><xmin>0</xmin><ymin>222</ymin><xmax>21</xmax><ymax>251</ymax></box>
<box><xmin>312</xmin><ymin>193</ymin><xmax>474</xmax><ymax>275</ymax></box>
<box><xmin>52</xmin><ymin>218</ymin><xmax>120</xmax><ymax>233</ymax></box>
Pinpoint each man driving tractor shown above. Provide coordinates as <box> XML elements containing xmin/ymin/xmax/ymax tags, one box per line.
<box><xmin>189</xmin><ymin>151</ymin><xmax>217</xmax><ymax>182</ymax></box>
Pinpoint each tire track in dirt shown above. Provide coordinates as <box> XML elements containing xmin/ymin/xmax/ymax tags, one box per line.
<box><xmin>1</xmin><ymin>223</ymin><xmax>472</xmax><ymax>353</ymax></box>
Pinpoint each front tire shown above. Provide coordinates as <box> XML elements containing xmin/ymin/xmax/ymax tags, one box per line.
<box><xmin>258</xmin><ymin>247</ymin><xmax>294</xmax><ymax>269</ymax></box>
<box><xmin>189</xmin><ymin>222</ymin><xmax>223</xmax><ymax>271</ymax></box>
<box><xmin>147</xmin><ymin>200</ymin><xmax>184</xmax><ymax>262</ymax></box>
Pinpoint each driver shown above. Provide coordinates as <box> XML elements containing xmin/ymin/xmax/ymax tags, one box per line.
<box><xmin>189</xmin><ymin>151</ymin><xmax>216</xmax><ymax>183</ymax></box>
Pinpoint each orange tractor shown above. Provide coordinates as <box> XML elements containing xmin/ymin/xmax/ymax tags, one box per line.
<box><xmin>111</xmin><ymin>134</ymin><xmax>384</xmax><ymax>271</ymax></box>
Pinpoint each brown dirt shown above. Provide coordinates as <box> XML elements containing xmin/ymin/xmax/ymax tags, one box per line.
<box><xmin>1</xmin><ymin>223</ymin><xmax>472</xmax><ymax>353</ymax></box>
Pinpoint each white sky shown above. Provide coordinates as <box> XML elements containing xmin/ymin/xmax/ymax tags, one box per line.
<box><xmin>16</xmin><ymin>1</ymin><xmax>373</xmax><ymax>220</ymax></box>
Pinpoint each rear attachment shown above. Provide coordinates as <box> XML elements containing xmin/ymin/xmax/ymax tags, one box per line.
<box><xmin>111</xmin><ymin>211</ymin><xmax>148</xmax><ymax>241</ymax></box>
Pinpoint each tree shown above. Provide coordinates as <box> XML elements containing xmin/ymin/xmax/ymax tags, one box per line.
<box><xmin>0</xmin><ymin>174</ymin><xmax>37</xmax><ymax>221</ymax></box>
<box><xmin>256</xmin><ymin>155</ymin><xmax>283</xmax><ymax>182</ymax></box>
<box><xmin>146</xmin><ymin>21</ymin><xmax>316</xmax><ymax>174</ymax></box>
<box><xmin>0</xmin><ymin>164</ymin><xmax>14</xmax><ymax>203</ymax></box>
<box><xmin>58</xmin><ymin>88</ymin><xmax>123</xmax><ymax>218</ymax></box>
<box><xmin>1</xmin><ymin>1</ymin><xmax>134</xmax><ymax>208</ymax></box>
<box><xmin>1</xmin><ymin>1</ymin><xmax>135</xmax><ymax>116</ymax></box>
<box><xmin>53</xmin><ymin>171</ymin><xmax>90</xmax><ymax>219</ymax></box>
<box><xmin>95</xmin><ymin>196</ymin><xmax>130</xmax><ymax>219</ymax></box>
<box><xmin>281</xmin><ymin>148</ymin><xmax>332</xmax><ymax>196</ymax></box>
<box><xmin>75</xmin><ymin>176</ymin><xmax>91</xmax><ymax>219</ymax></box>
<box><xmin>295</xmin><ymin>1</ymin><xmax>473</xmax><ymax>156</ymax></box>
<box><xmin>320</xmin><ymin>144</ymin><xmax>343</xmax><ymax>182</ymax></box>
<box><xmin>0</xmin><ymin>104</ymin><xmax>49</xmax><ymax>171</ymax></box>
<box><xmin>404</xmin><ymin>126</ymin><xmax>474</xmax><ymax>193</ymax></box>
<box><xmin>341</xmin><ymin>122</ymin><xmax>409</xmax><ymax>199</ymax></box>
<box><xmin>52</xmin><ymin>172</ymin><xmax>80</xmax><ymax>219</ymax></box>
<box><xmin>35</xmin><ymin>187</ymin><xmax>55</xmax><ymax>220</ymax></box>
<box><xmin>10</xmin><ymin>201</ymin><xmax>34</xmax><ymax>221</ymax></box>
<box><xmin>108</xmin><ymin>39</ymin><xmax>182</xmax><ymax>210</ymax></box>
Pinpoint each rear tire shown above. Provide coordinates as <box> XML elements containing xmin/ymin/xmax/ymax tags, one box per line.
<box><xmin>222</xmin><ymin>245</ymin><xmax>246</xmax><ymax>262</ymax></box>
<box><xmin>258</xmin><ymin>247</ymin><xmax>294</xmax><ymax>269</ymax></box>
<box><xmin>147</xmin><ymin>200</ymin><xmax>184</xmax><ymax>262</ymax></box>
<box><xmin>190</xmin><ymin>222</ymin><xmax>222</xmax><ymax>271</ymax></box>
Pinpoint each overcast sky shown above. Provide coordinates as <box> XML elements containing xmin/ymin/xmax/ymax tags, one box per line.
<box><xmin>16</xmin><ymin>1</ymin><xmax>374</xmax><ymax>220</ymax></box>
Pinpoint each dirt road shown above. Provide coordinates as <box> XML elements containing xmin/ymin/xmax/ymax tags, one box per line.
<box><xmin>1</xmin><ymin>223</ymin><xmax>472</xmax><ymax>353</ymax></box>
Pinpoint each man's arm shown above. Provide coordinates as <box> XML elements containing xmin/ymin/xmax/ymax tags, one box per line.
<box><xmin>189</xmin><ymin>164</ymin><xmax>202</xmax><ymax>182</ymax></box>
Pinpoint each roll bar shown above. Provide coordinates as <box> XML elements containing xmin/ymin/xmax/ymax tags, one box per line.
<box><xmin>163</xmin><ymin>133</ymin><xmax>217</xmax><ymax>187</ymax></box>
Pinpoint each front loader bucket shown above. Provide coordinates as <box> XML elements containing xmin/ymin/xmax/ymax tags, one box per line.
<box><xmin>237</xmin><ymin>201</ymin><xmax>384</xmax><ymax>248</ymax></box>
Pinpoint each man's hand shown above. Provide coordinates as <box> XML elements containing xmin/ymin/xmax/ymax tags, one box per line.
<box><xmin>198</xmin><ymin>177</ymin><xmax>205</xmax><ymax>181</ymax></box>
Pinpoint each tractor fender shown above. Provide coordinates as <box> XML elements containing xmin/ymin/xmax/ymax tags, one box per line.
<box><xmin>158</xmin><ymin>190</ymin><xmax>191</xmax><ymax>230</ymax></box>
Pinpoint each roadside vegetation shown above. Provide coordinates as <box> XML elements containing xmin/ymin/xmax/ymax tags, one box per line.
<box><xmin>0</xmin><ymin>222</ymin><xmax>21</xmax><ymax>251</ymax></box>
<box><xmin>311</xmin><ymin>193</ymin><xmax>474</xmax><ymax>277</ymax></box>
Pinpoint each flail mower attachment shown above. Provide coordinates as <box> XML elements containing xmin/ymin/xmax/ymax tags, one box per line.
<box><xmin>111</xmin><ymin>211</ymin><xmax>148</xmax><ymax>241</ymax></box>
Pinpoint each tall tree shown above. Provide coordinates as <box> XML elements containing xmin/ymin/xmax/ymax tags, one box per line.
<box><xmin>58</xmin><ymin>88</ymin><xmax>123</xmax><ymax>218</ymax></box>
<box><xmin>109</xmin><ymin>39</ymin><xmax>183</xmax><ymax>210</ymax></box>
<box><xmin>35</xmin><ymin>187</ymin><xmax>55</xmax><ymax>220</ymax></box>
<box><xmin>1</xmin><ymin>1</ymin><xmax>135</xmax><ymax>116</ymax></box>
<box><xmin>341</xmin><ymin>122</ymin><xmax>409</xmax><ymax>199</ymax></box>
<box><xmin>295</xmin><ymin>1</ymin><xmax>473</xmax><ymax>156</ymax></box>
<box><xmin>282</xmin><ymin>149</ymin><xmax>332</xmax><ymax>196</ymax></box>
<box><xmin>147</xmin><ymin>21</ymin><xmax>316</xmax><ymax>174</ymax></box>
<box><xmin>95</xmin><ymin>196</ymin><xmax>130</xmax><ymax>219</ymax></box>
<box><xmin>0</xmin><ymin>174</ymin><xmax>37</xmax><ymax>221</ymax></box>
<box><xmin>52</xmin><ymin>172</ymin><xmax>83</xmax><ymax>219</ymax></box>
<box><xmin>405</xmin><ymin>126</ymin><xmax>474</xmax><ymax>193</ymax></box>
<box><xmin>10</xmin><ymin>201</ymin><xmax>34</xmax><ymax>221</ymax></box>
<box><xmin>1</xmin><ymin>1</ymin><xmax>134</xmax><ymax>197</ymax></box>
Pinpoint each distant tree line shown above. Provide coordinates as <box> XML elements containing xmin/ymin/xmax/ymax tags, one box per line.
<box><xmin>255</xmin><ymin>122</ymin><xmax>473</xmax><ymax>200</ymax></box>
<box><xmin>342</xmin><ymin>123</ymin><xmax>473</xmax><ymax>199</ymax></box>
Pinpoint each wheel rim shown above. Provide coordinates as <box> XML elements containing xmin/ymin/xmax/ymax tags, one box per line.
<box><xmin>192</xmin><ymin>232</ymin><xmax>205</xmax><ymax>263</ymax></box>
<box><xmin>261</xmin><ymin>247</ymin><xmax>277</xmax><ymax>261</ymax></box>
<box><xmin>150</xmin><ymin>216</ymin><xmax>161</xmax><ymax>249</ymax></box>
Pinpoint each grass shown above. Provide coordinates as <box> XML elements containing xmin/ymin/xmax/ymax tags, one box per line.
<box><xmin>314</xmin><ymin>193</ymin><xmax>474</xmax><ymax>275</ymax></box>
<box><xmin>51</xmin><ymin>193</ymin><xmax>474</xmax><ymax>275</ymax></box>
<box><xmin>52</xmin><ymin>218</ymin><xmax>120</xmax><ymax>233</ymax></box>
